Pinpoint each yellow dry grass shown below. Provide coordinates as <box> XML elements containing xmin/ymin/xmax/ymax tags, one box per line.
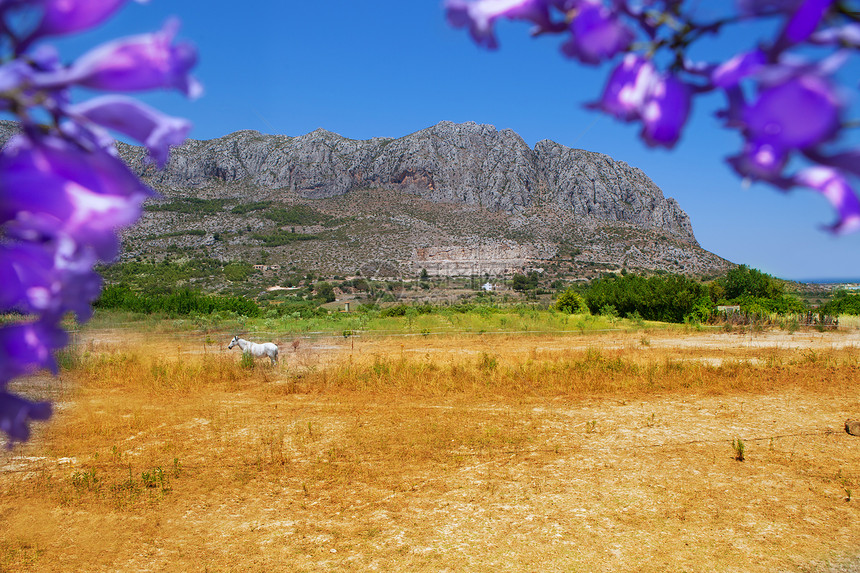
<box><xmin>1</xmin><ymin>328</ymin><xmax>860</xmax><ymax>572</ymax></box>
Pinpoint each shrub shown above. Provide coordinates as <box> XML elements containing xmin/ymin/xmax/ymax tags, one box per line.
<box><xmin>95</xmin><ymin>285</ymin><xmax>261</xmax><ymax>317</ymax></box>
<box><xmin>555</xmin><ymin>289</ymin><xmax>589</xmax><ymax>315</ymax></box>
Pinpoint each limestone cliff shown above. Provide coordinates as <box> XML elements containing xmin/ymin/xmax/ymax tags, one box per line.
<box><xmin>0</xmin><ymin>120</ymin><xmax>732</xmax><ymax>277</ymax></box>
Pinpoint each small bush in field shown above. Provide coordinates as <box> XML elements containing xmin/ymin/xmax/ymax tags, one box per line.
<box><xmin>555</xmin><ymin>289</ymin><xmax>588</xmax><ymax>315</ymax></box>
<box><xmin>732</xmin><ymin>438</ymin><xmax>746</xmax><ymax>461</ymax></box>
<box><xmin>240</xmin><ymin>352</ymin><xmax>256</xmax><ymax>370</ymax></box>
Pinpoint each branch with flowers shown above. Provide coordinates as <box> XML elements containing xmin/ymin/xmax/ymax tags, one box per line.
<box><xmin>0</xmin><ymin>0</ymin><xmax>198</xmax><ymax>445</ymax></box>
<box><xmin>445</xmin><ymin>0</ymin><xmax>860</xmax><ymax>233</ymax></box>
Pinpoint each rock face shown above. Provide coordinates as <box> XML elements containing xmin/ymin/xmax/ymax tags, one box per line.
<box><xmin>125</xmin><ymin>120</ymin><xmax>696</xmax><ymax>243</ymax></box>
<box><xmin>1</xmin><ymin>119</ymin><xmax>733</xmax><ymax>277</ymax></box>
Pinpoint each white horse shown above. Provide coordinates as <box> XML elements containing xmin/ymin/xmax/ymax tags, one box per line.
<box><xmin>228</xmin><ymin>335</ymin><xmax>279</xmax><ymax>366</ymax></box>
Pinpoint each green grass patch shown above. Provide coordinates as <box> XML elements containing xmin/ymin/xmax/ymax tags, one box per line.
<box><xmin>251</xmin><ymin>229</ymin><xmax>319</xmax><ymax>247</ymax></box>
<box><xmin>264</xmin><ymin>205</ymin><xmax>333</xmax><ymax>227</ymax></box>
<box><xmin>231</xmin><ymin>200</ymin><xmax>272</xmax><ymax>215</ymax></box>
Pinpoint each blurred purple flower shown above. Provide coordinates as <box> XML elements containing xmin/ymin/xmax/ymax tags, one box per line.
<box><xmin>28</xmin><ymin>44</ymin><xmax>62</xmax><ymax>72</ymax></box>
<box><xmin>0</xmin><ymin>0</ymin><xmax>196</xmax><ymax>446</ymax></box>
<box><xmin>804</xmin><ymin>149</ymin><xmax>860</xmax><ymax>179</ymax></box>
<box><xmin>0</xmin><ymin>392</ymin><xmax>52</xmax><ymax>445</ymax></box>
<box><xmin>640</xmin><ymin>72</ymin><xmax>691</xmax><ymax>148</ymax></box>
<box><xmin>561</xmin><ymin>0</ymin><xmax>634</xmax><ymax>65</ymax></box>
<box><xmin>0</xmin><ymin>242</ymin><xmax>55</xmax><ymax>313</ymax></box>
<box><xmin>780</xmin><ymin>0</ymin><xmax>834</xmax><ymax>45</ymax></box>
<box><xmin>36</xmin><ymin>19</ymin><xmax>201</xmax><ymax>98</ymax></box>
<box><xmin>0</xmin><ymin>321</ymin><xmax>67</xmax><ymax>383</ymax></box>
<box><xmin>587</xmin><ymin>53</ymin><xmax>656</xmax><ymax>120</ymax></box>
<box><xmin>0</xmin><ymin>237</ymin><xmax>104</xmax><ymax>322</ymax></box>
<box><xmin>587</xmin><ymin>54</ymin><xmax>691</xmax><ymax>147</ymax></box>
<box><xmin>743</xmin><ymin>73</ymin><xmax>840</xmax><ymax>150</ymax></box>
<box><xmin>443</xmin><ymin>0</ymin><xmax>860</xmax><ymax>235</ymax></box>
<box><xmin>810</xmin><ymin>23</ymin><xmax>860</xmax><ymax>48</ymax></box>
<box><xmin>32</xmin><ymin>0</ymin><xmax>144</xmax><ymax>38</ymax></box>
<box><xmin>0</xmin><ymin>60</ymin><xmax>31</xmax><ymax>92</ymax></box>
<box><xmin>68</xmin><ymin>95</ymin><xmax>191</xmax><ymax>168</ymax></box>
<box><xmin>794</xmin><ymin>167</ymin><xmax>860</xmax><ymax>234</ymax></box>
<box><xmin>712</xmin><ymin>50</ymin><xmax>766</xmax><ymax>88</ymax></box>
<box><xmin>726</xmin><ymin>141</ymin><xmax>791</xmax><ymax>184</ymax></box>
<box><xmin>0</xmin><ymin>133</ymin><xmax>154</xmax><ymax>260</ymax></box>
<box><xmin>445</xmin><ymin>0</ymin><xmax>560</xmax><ymax>49</ymax></box>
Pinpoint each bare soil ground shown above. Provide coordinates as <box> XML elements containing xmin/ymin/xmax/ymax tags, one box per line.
<box><xmin>1</xmin><ymin>327</ymin><xmax>859</xmax><ymax>572</ymax></box>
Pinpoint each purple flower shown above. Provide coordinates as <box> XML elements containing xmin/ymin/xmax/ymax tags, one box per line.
<box><xmin>0</xmin><ymin>392</ymin><xmax>52</xmax><ymax>445</ymax></box>
<box><xmin>780</xmin><ymin>0</ymin><xmax>834</xmax><ymax>45</ymax></box>
<box><xmin>810</xmin><ymin>23</ymin><xmax>860</xmax><ymax>48</ymax></box>
<box><xmin>561</xmin><ymin>0</ymin><xmax>633</xmax><ymax>65</ymax></box>
<box><xmin>445</xmin><ymin>0</ymin><xmax>559</xmax><ymax>49</ymax></box>
<box><xmin>712</xmin><ymin>50</ymin><xmax>766</xmax><ymax>88</ymax></box>
<box><xmin>794</xmin><ymin>167</ymin><xmax>860</xmax><ymax>234</ymax></box>
<box><xmin>726</xmin><ymin>141</ymin><xmax>791</xmax><ymax>184</ymax></box>
<box><xmin>640</xmin><ymin>72</ymin><xmax>691</xmax><ymax>148</ymax></box>
<box><xmin>587</xmin><ymin>54</ymin><xmax>691</xmax><ymax>147</ymax></box>
<box><xmin>0</xmin><ymin>133</ymin><xmax>154</xmax><ymax>260</ymax></box>
<box><xmin>0</xmin><ymin>242</ymin><xmax>55</xmax><ymax>314</ymax></box>
<box><xmin>804</xmin><ymin>149</ymin><xmax>860</xmax><ymax>179</ymax></box>
<box><xmin>0</xmin><ymin>60</ymin><xmax>31</xmax><ymax>91</ymax></box>
<box><xmin>68</xmin><ymin>96</ymin><xmax>191</xmax><ymax>168</ymax></box>
<box><xmin>743</xmin><ymin>73</ymin><xmax>840</xmax><ymax>150</ymax></box>
<box><xmin>28</xmin><ymin>44</ymin><xmax>63</xmax><ymax>72</ymax></box>
<box><xmin>0</xmin><ymin>321</ymin><xmax>67</xmax><ymax>384</ymax></box>
<box><xmin>35</xmin><ymin>19</ymin><xmax>201</xmax><ymax>98</ymax></box>
<box><xmin>32</xmin><ymin>0</ymin><xmax>141</xmax><ymax>38</ymax></box>
<box><xmin>587</xmin><ymin>53</ymin><xmax>656</xmax><ymax>121</ymax></box>
<box><xmin>0</xmin><ymin>236</ymin><xmax>104</xmax><ymax>325</ymax></box>
<box><xmin>0</xmin><ymin>2</ymin><xmax>196</xmax><ymax>446</ymax></box>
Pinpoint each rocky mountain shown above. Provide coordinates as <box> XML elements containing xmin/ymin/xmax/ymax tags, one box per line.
<box><xmin>1</xmin><ymin>120</ymin><xmax>733</xmax><ymax>278</ymax></box>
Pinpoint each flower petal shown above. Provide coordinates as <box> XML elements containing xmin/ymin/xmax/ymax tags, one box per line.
<box><xmin>68</xmin><ymin>96</ymin><xmax>190</xmax><ymax>168</ymax></box>
<box><xmin>794</xmin><ymin>167</ymin><xmax>860</xmax><ymax>234</ymax></box>
<box><xmin>445</xmin><ymin>0</ymin><xmax>558</xmax><ymax>49</ymax></box>
<box><xmin>0</xmin><ymin>392</ymin><xmax>52</xmax><ymax>445</ymax></box>
<box><xmin>0</xmin><ymin>134</ymin><xmax>153</xmax><ymax>259</ymax></box>
<box><xmin>782</xmin><ymin>0</ymin><xmax>834</xmax><ymax>44</ymax></box>
<box><xmin>586</xmin><ymin>54</ymin><xmax>656</xmax><ymax>121</ymax></box>
<box><xmin>561</xmin><ymin>0</ymin><xmax>633</xmax><ymax>65</ymax></box>
<box><xmin>744</xmin><ymin>74</ymin><xmax>840</xmax><ymax>149</ymax></box>
<box><xmin>712</xmin><ymin>50</ymin><xmax>766</xmax><ymax>88</ymax></box>
<box><xmin>0</xmin><ymin>321</ymin><xmax>67</xmax><ymax>384</ymax></box>
<box><xmin>35</xmin><ymin>19</ymin><xmax>201</xmax><ymax>98</ymax></box>
<box><xmin>34</xmin><ymin>0</ymin><xmax>128</xmax><ymax>37</ymax></box>
<box><xmin>640</xmin><ymin>73</ymin><xmax>691</xmax><ymax>148</ymax></box>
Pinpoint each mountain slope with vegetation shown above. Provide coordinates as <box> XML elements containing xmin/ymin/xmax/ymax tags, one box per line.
<box><xmin>100</xmin><ymin>121</ymin><xmax>733</xmax><ymax>279</ymax></box>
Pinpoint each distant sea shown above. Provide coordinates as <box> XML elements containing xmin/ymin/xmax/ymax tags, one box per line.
<box><xmin>796</xmin><ymin>278</ymin><xmax>860</xmax><ymax>285</ymax></box>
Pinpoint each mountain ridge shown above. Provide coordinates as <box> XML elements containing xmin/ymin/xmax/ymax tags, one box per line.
<box><xmin>0</xmin><ymin>119</ymin><xmax>732</xmax><ymax>278</ymax></box>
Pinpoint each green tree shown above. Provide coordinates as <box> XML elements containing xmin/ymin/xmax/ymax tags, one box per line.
<box><xmin>512</xmin><ymin>272</ymin><xmax>539</xmax><ymax>292</ymax></box>
<box><xmin>511</xmin><ymin>273</ymin><xmax>530</xmax><ymax>292</ymax></box>
<box><xmin>223</xmin><ymin>262</ymin><xmax>253</xmax><ymax>282</ymax></box>
<box><xmin>555</xmin><ymin>289</ymin><xmax>589</xmax><ymax>315</ymax></box>
<box><xmin>315</xmin><ymin>281</ymin><xmax>335</xmax><ymax>303</ymax></box>
<box><xmin>584</xmin><ymin>273</ymin><xmax>711</xmax><ymax>323</ymax></box>
<box><xmin>719</xmin><ymin>265</ymin><xmax>784</xmax><ymax>300</ymax></box>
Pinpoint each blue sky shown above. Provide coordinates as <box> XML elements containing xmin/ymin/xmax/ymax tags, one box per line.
<box><xmin>55</xmin><ymin>1</ymin><xmax>860</xmax><ymax>282</ymax></box>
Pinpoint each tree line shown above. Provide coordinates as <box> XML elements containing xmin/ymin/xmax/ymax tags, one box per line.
<box><xmin>553</xmin><ymin>265</ymin><xmax>852</xmax><ymax>323</ymax></box>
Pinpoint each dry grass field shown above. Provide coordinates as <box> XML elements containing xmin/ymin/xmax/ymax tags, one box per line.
<box><xmin>2</xmin><ymin>326</ymin><xmax>860</xmax><ymax>572</ymax></box>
